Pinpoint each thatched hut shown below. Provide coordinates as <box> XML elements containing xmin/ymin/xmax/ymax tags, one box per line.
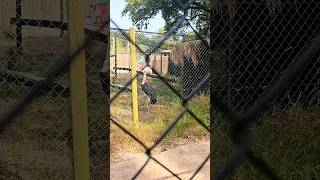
<box><xmin>168</xmin><ymin>1</ymin><xmax>320</xmax><ymax>107</ymax></box>
<box><xmin>212</xmin><ymin>0</ymin><xmax>320</xmax><ymax>110</ymax></box>
<box><xmin>170</xmin><ymin>40</ymin><xmax>210</xmax><ymax>97</ymax></box>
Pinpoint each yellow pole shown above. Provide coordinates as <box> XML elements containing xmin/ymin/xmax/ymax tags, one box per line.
<box><xmin>129</xmin><ymin>27</ymin><xmax>139</xmax><ymax>129</ymax></box>
<box><xmin>67</xmin><ymin>0</ymin><xmax>90</xmax><ymax>179</ymax></box>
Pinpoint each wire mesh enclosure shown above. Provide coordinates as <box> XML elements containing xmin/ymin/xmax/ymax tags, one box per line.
<box><xmin>0</xmin><ymin>0</ymin><xmax>319</xmax><ymax>179</ymax></box>
<box><xmin>0</xmin><ymin>0</ymin><xmax>109</xmax><ymax>179</ymax></box>
<box><xmin>212</xmin><ymin>0</ymin><xmax>320</xmax><ymax>112</ymax></box>
<box><xmin>211</xmin><ymin>0</ymin><xmax>320</xmax><ymax>179</ymax></box>
<box><xmin>111</xmin><ymin>0</ymin><xmax>320</xmax><ymax>179</ymax></box>
<box><xmin>109</xmin><ymin>28</ymin><xmax>210</xmax><ymax>177</ymax></box>
<box><xmin>0</xmin><ymin>1</ymin><xmax>72</xmax><ymax>179</ymax></box>
<box><xmin>109</xmin><ymin>26</ymin><xmax>211</xmax><ymax>179</ymax></box>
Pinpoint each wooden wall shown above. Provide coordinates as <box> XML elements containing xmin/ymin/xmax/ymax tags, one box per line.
<box><xmin>110</xmin><ymin>53</ymin><xmax>169</xmax><ymax>75</ymax></box>
<box><xmin>0</xmin><ymin>0</ymin><xmax>100</xmax><ymax>38</ymax></box>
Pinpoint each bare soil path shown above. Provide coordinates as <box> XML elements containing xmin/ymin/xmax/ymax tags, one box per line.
<box><xmin>111</xmin><ymin>141</ymin><xmax>210</xmax><ymax>180</ymax></box>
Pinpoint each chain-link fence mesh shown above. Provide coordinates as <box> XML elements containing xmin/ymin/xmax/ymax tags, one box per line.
<box><xmin>85</xmin><ymin>29</ymin><xmax>109</xmax><ymax>179</ymax></box>
<box><xmin>210</xmin><ymin>1</ymin><xmax>320</xmax><ymax>179</ymax></box>
<box><xmin>109</xmin><ymin>28</ymin><xmax>210</xmax><ymax>169</ymax></box>
<box><xmin>1</xmin><ymin>0</ymin><xmax>320</xmax><ymax>179</ymax></box>
<box><xmin>0</xmin><ymin>1</ymin><xmax>72</xmax><ymax>179</ymax></box>
<box><xmin>110</xmin><ymin>0</ymin><xmax>319</xmax><ymax>179</ymax></box>
<box><xmin>0</xmin><ymin>0</ymin><xmax>109</xmax><ymax>179</ymax></box>
<box><xmin>108</xmin><ymin>0</ymin><xmax>212</xmax><ymax>177</ymax></box>
<box><xmin>211</xmin><ymin>1</ymin><xmax>320</xmax><ymax>111</ymax></box>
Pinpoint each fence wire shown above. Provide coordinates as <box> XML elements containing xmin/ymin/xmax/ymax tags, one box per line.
<box><xmin>0</xmin><ymin>1</ymin><xmax>73</xmax><ymax>179</ymax></box>
<box><xmin>0</xmin><ymin>1</ymin><xmax>109</xmax><ymax>179</ymax></box>
<box><xmin>1</xmin><ymin>0</ymin><xmax>320</xmax><ymax>179</ymax></box>
<box><xmin>103</xmin><ymin>0</ymin><xmax>320</xmax><ymax>179</ymax></box>
<box><xmin>209</xmin><ymin>1</ymin><xmax>320</xmax><ymax>179</ymax></box>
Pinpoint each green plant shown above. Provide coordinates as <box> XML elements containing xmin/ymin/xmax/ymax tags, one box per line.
<box><xmin>212</xmin><ymin>106</ymin><xmax>320</xmax><ymax>179</ymax></box>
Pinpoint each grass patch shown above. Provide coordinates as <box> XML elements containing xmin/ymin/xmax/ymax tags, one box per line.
<box><xmin>0</xmin><ymin>97</ymin><xmax>73</xmax><ymax>179</ymax></box>
<box><xmin>211</xmin><ymin>106</ymin><xmax>320</xmax><ymax>179</ymax></box>
<box><xmin>110</xmin><ymin>85</ymin><xmax>210</xmax><ymax>157</ymax></box>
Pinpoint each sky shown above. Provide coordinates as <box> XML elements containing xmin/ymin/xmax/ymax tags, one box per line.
<box><xmin>110</xmin><ymin>0</ymin><xmax>166</xmax><ymax>32</ymax></box>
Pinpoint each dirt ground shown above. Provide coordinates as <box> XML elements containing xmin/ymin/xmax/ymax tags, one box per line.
<box><xmin>111</xmin><ymin>141</ymin><xmax>210</xmax><ymax>180</ymax></box>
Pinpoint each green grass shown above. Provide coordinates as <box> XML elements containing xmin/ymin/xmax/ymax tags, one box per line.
<box><xmin>110</xmin><ymin>83</ymin><xmax>210</xmax><ymax>155</ymax></box>
<box><xmin>211</xmin><ymin>106</ymin><xmax>320</xmax><ymax>179</ymax></box>
<box><xmin>1</xmin><ymin>67</ymin><xmax>319</xmax><ymax>179</ymax></box>
<box><xmin>110</xmin><ymin>73</ymin><xmax>209</xmax><ymax>154</ymax></box>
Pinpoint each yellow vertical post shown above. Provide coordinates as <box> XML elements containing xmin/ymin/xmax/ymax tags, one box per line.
<box><xmin>67</xmin><ymin>0</ymin><xmax>90</xmax><ymax>179</ymax></box>
<box><xmin>129</xmin><ymin>27</ymin><xmax>139</xmax><ymax>129</ymax></box>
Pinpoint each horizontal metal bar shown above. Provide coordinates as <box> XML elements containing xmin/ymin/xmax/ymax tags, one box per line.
<box><xmin>111</xmin><ymin>83</ymin><xmax>131</xmax><ymax>91</ymax></box>
<box><xmin>0</xmin><ymin>68</ymin><xmax>69</xmax><ymax>97</ymax></box>
<box><xmin>112</xmin><ymin>67</ymin><xmax>177</xmax><ymax>82</ymax></box>
<box><xmin>10</xmin><ymin>18</ymin><xmax>108</xmax><ymax>43</ymax></box>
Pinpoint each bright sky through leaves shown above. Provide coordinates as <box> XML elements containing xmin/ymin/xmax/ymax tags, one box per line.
<box><xmin>110</xmin><ymin>0</ymin><xmax>165</xmax><ymax>32</ymax></box>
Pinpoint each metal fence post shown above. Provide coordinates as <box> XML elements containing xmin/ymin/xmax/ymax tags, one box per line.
<box><xmin>114</xmin><ymin>36</ymin><xmax>118</xmax><ymax>79</ymax></box>
<box><xmin>15</xmin><ymin>0</ymin><xmax>22</xmax><ymax>54</ymax></box>
<box><xmin>60</xmin><ymin>0</ymin><xmax>64</xmax><ymax>37</ymax></box>
<box><xmin>209</xmin><ymin>0</ymin><xmax>214</xmax><ymax>178</ymax></box>
<box><xmin>129</xmin><ymin>27</ymin><xmax>139</xmax><ymax>129</ymax></box>
<box><xmin>67</xmin><ymin>0</ymin><xmax>90</xmax><ymax>179</ymax></box>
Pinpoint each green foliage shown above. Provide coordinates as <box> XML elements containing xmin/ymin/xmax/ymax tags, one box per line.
<box><xmin>110</xmin><ymin>32</ymin><xmax>129</xmax><ymax>52</ymax></box>
<box><xmin>111</xmin><ymin>29</ymin><xmax>185</xmax><ymax>52</ymax></box>
<box><xmin>173</xmin><ymin>96</ymin><xmax>210</xmax><ymax>135</ymax></box>
<box><xmin>122</xmin><ymin>0</ymin><xmax>210</xmax><ymax>36</ymax></box>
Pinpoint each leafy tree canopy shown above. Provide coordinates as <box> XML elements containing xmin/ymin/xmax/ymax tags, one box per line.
<box><xmin>122</xmin><ymin>0</ymin><xmax>210</xmax><ymax>36</ymax></box>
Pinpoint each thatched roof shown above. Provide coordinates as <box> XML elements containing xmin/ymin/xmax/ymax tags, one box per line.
<box><xmin>170</xmin><ymin>40</ymin><xmax>210</xmax><ymax>66</ymax></box>
<box><xmin>212</xmin><ymin>0</ymin><xmax>281</xmax><ymax>15</ymax></box>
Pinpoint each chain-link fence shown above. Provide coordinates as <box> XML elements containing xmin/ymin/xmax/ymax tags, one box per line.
<box><xmin>1</xmin><ymin>0</ymin><xmax>320</xmax><ymax>179</ymax></box>
<box><xmin>109</xmin><ymin>28</ymin><xmax>210</xmax><ymax>177</ymax></box>
<box><xmin>0</xmin><ymin>0</ymin><xmax>72</xmax><ymax>179</ymax></box>
<box><xmin>85</xmin><ymin>26</ymin><xmax>109</xmax><ymax>179</ymax></box>
<box><xmin>109</xmin><ymin>0</ymin><xmax>320</xmax><ymax>179</ymax></box>
<box><xmin>210</xmin><ymin>0</ymin><xmax>320</xmax><ymax>179</ymax></box>
<box><xmin>0</xmin><ymin>0</ymin><xmax>109</xmax><ymax>179</ymax></box>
